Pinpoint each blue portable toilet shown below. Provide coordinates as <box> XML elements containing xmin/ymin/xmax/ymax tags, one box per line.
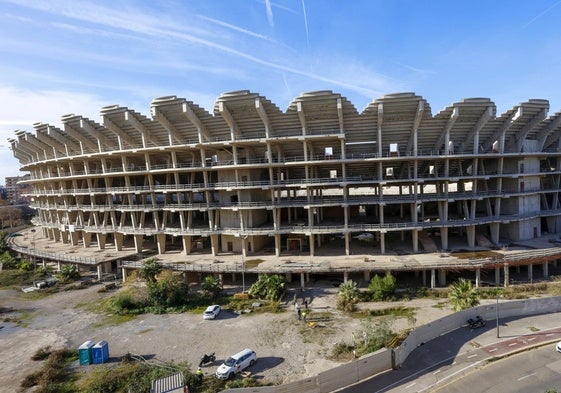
<box><xmin>92</xmin><ymin>341</ymin><xmax>110</xmax><ymax>364</ymax></box>
<box><xmin>78</xmin><ymin>340</ymin><xmax>95</xmax><ymax>365</ymax></box>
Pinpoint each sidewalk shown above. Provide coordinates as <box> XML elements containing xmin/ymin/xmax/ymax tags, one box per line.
<box><xmin>341</xmin><ymin>312</ymin><xmax>561</xmax><ymax>392</ymax></box>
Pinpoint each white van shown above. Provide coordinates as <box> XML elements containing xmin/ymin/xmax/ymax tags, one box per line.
<box><xmin>215</xmin><ymin>348</ymin><xmax>256</xmax><ymax>380</ymax></box>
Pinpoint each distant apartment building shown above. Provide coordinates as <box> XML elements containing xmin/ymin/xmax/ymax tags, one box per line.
<box><xmin>5</xmin><ymin>174</ymin><xmax>32</xmax><ymax>203</ymax></box>
<box><xmin>7</xmin><ymin>91</ymin><xmax>561</xmax><ymax>261</ymax></box>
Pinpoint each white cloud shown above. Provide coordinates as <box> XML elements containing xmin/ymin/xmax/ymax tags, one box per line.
<box><xmin>0</xmin><ymin>85</ymin><xmax>107</xmax><ymax>177</ymax></box>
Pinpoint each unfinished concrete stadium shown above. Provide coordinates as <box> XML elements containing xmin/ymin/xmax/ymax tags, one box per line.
<box><xmin>8</xmin><ymin>91</ymin><xmax>561</xmax><ymax>288</ymax></box>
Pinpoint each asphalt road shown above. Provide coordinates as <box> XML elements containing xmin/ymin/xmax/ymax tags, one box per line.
<box><xmin>340</xmin><ymin>318</ymin><xmax>561</xmax><ymax>393</ymax></box>
<box><xmin>436</xmin><ymin>344</ymin><xmax>561</xmax><ymax>393</ymax></box>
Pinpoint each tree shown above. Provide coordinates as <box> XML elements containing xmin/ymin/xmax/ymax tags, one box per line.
<box><xmin>138</xmin><ymin>258</ymin><xmax>162</xmax><ymax>283</ymax></box>
<box><xmin>201</xmin><ymin>275</ymin><xmax>222</xmax><ymax>299</ymax></box>
<box><xmin>248</xmin><ymin>274</ymin><xmax>286</xmax><ymax>301</ymax></box>
<box><xmin>337</xmin><ymin>280</ymin><xmax>359</xmax><ymax>312</ymax></box>
<box><xmin>353</xmin><ymin>315</ymin><xmax>395</xmax><ymax>355</ymax></box>
<box><xmin>368</xmin><ymin>273</ymin><xmax>396</xmax><ymax>301</ymax></box>
<box><xmin>449</xmin><ymin>278</ymin><xmax>480</xmax><ymax>311</ymax></box>
<box><xmin>147</xmin><ymin>271</ymin><xmax>189</xmax><ymax>310</ymax></box>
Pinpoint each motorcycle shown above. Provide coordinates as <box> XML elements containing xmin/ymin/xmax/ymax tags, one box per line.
<box><xmin>199</xmin><ymin>352</ymin><xmax>216</xmax><ymax>367</ymax></box>
<box><xmin>467</xmin><ymin>315</ymin><xmax>485</xmax><ymax>329</ymax></box>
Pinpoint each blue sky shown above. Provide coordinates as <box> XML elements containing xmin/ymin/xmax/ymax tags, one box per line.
<box><xmin>1</xmin><ymin>0</ymin><xmax>561</xmax><ymax>179</ymax></box>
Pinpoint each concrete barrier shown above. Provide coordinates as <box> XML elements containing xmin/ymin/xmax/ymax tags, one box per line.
<box><xmin>224</xmin><ymin>296</ymin><xmax>561</xmax><ymax>392</ymax></box>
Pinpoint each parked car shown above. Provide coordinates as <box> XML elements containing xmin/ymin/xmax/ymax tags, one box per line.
<box><xmin>215</xmin><ymin>348</ymin><xmax>256</xmax><ymax>380</ymax></box>
<box><xmin>203</xmin><ymin>305</ymin><xmax>221</xmax><ymax>320</ymax></box>
<box><xmin>556</xmin><ymin>341</ymin><xmax>561</xmax><ymax>353</ymax></box>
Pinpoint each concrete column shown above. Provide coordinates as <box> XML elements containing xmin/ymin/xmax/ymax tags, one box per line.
<box><xmin>274</xmin><ymin>234</ymin><xmax>281</xmax><ymax>256</ymax></box>
<box><xmin>490</xmin><ymin>223</ymin><xmax>500</xmax><ymax>245</ymax></box>
<box><xmin>528</xmin><ymin>263</ymin><xmax>533</xmax><ymax>283</ymax></box>
<box><xmin>134</xmin><ymin>235</ymin><xmax>143</xmax><ymax>253</ymax></box>
<box><xmin>52</xmin><ymin>228</ymin><xmax>61</xmax><ymax>241</ymax></box>
<box><xmin>345</xmin><ymin>233</ymin><xmax>350</xmax><ymax>256</ymax></box>
<box><xmin>475</xmin><ymin>268</ymin><xmax>480</xmax><ymax>289</ymax></box>
<box><xmin>121</xmin><ymin>266</ymin><xmax>127</xmax><ymax>283</ymax></box>
<box><xmin>114</xmin><ymin>233</ymin><xmax>124</xmax><ymax>251</ymax></box>
<box><xmin>285</xmin><ymin>273</ymin><xmax>292</xmax><ymax>282</ymax></box>
<box><xmin>231</xmin><ymin>273</ymin><xmax>236</xmax><ymax>282</ymax></box>
<box><xmin>495</xmin><ymin>266</ymin><xmax>501</xmax><ymax>286</ymax></box>
<box><xmin>363</xmin><ymin>271</ymin><xmax>370</xmax><ymax>282</ymax></box>
<box><xmin>544</xmin><ymin>261</ymin><xmax>549</xmax><ymax>278</ymax></box>
<box><xmin>46</xmin><ymin>228</ymin><xmax>54</xmax><ymax>240</ymax></box>
<box><xmin>70</xmin><ymin>232</ymin><xmax>79</xmax><ymax>246</ymax></box>
<box><xmin>182</xmin><ymin>235</ymin><xmax>192</xmax><ymax>255</ymax></box>
<box><xmin>300</xmin><ymin>272</ymin><xmax>305</xmax><ymax>290</ymax></box>
<box><xmin>431</xmin><ymin>269</ymin><xmax>436</xmax><ymax>289</ymax></box>
<box><xmin>60</xmin><ymin>231</ymin><xmax>69</xmax><ymax>244</ymax></box>
<box><xmin>309</xmin><ymin>234</ymin><xmax>315</xmax><ymax>257</ymax></box>
<box><xmin>210</xmin><ymin>234</ymin><xmax>219</xmax><ymax>256</ymax></box>
<box><xmin>516</xmin><ymin>265</ymin><xmax>521</xmax><ymax>274</ymax></box>
<box><xmin>438</xmin><ymin>269</ymin><xmax>446</xmax><ymax>286</ymax></box>
<box><xmin>343</xmin><ymin>271</ymin><xmax>349</xmax><ymax>283</ymax></box>
<box><xmin>440</xmin><ymin>227</ymin><xmax>448</xmax><ymax>250</ymax></box>
<box><xmin>156</xmin><ymin>234</ymin><xmax>166</xmax><ymax>254</ymax></box>
<box><xmin>380</xmin><ymin>232</ymin><xmax>386</xmax><ymax>254</ymax></box>
<box><xmin>83</xmin><ymin>232</ymin><xmax>92</xmax><ymax>248</ymax></box>
<box><xmin>422</xmin><ymin>270</ymin><xmax>427</xmax><ymax>287</ymax></box>
<box><xmin>96</xmin><ymin>233</ymin><xmax>107</xmax><ymax>250</ymax></box>
<box><xmin>412</xmin><ymin>230</ymin><xmax>418</xmax><ymax>253</ymax></box>
<box><xmin>504</xmin><ymin>263</ymin><xmax>509</xmax><ymax>287</ymax></box>
<box><xmin>97</xmin><ymin>265</ymin><xmax>103</xmax><ymax>280</ymax></box>
<box><xmin>466</xmin><ymin>226</ymin><xmax>475</xmax><ymax>248</ymax></box>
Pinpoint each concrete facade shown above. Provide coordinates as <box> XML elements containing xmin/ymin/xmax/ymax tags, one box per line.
<box><xmin>8</xmin><ymin>91</ymin><xmax>561</xmax><ymax>264</ymax></box>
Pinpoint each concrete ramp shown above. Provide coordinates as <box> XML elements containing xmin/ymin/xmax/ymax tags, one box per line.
<box><xmin>476</xmin><ymin>233</ymin><xmax>494</xmax><ymax>248</ymax></box>
<box><xmin>418</xmin><ymin>231</ymin><xmax>438</xmax><ymax>252</ymax></box>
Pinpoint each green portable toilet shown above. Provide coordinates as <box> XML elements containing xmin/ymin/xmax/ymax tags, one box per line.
<box><xmin>92</xmin><ymin>341</ymin><xmax>109</xmax><ymax>364</ymax></box>
<box><xmin>78</xmin><ymin>340</ymin><xmax>95</xmax><ymax>365</ymax></box>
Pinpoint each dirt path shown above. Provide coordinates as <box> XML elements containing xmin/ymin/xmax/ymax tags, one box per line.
<box><xmin>0</xmin><ymin>282</ymin><xmax>452</xmax><ymax>392</ymax></box>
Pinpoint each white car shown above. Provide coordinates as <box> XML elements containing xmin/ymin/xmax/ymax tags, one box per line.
<box><xmin>216</xmin><ymin>348</ymin><xmax>256</xmax><ymax>380</ymax></box>
<box><xmin>203</xmin><ymin>305</ymin><xmax>221</xmax><ymax>320</ymax></box>
<box><xmin>556</xmin><ymin>341</ymin><xmax>561</xmax><ymax>353</ymax></box>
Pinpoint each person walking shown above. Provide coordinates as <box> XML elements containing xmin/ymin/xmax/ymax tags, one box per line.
<box><xmin>302</xmin><ymin>310</ymin><xmax>307</xmax><ymax>322</ymax></box>
<box><xmin>196</xmin><ymin>367</ymin><xmax>203</xmax><ymax>383</ymax></box>
<box><xmin>297</xmin><ymin>307</ymin><xmax>302</xmax><ymax>320</ymax></box>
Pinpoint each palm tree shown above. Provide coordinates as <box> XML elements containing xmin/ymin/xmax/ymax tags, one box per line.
<box><xmin>337</xmin><ymin>280</ymin><xmax>359</xmax><ymax>313</ymax></box>
<box><xmin>201</xmin><ymin>275</ymin><xmax>222</xmax><ymax>299</ymax></box>
<box><xmin>138</xmin><ymin>258</ymin><xmax>162</xmax><ymax>283</ymax></box>
<box><xmin>449</xmin><ymin>278</ymin><xmax>480</xmax><ymax>311</ymax></box>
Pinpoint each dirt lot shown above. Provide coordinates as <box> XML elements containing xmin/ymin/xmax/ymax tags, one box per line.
<box><xmin>0</xmin><ymin>281</ymin><xmax>453</xmax><ymax>392</ymax></box>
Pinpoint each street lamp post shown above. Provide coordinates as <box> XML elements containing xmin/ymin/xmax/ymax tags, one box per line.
<box><xmin>30</xmin><ymin>229</ymin><xmax>36</xmax><ymax>270</ymax></box>
<box><xmin>241</xmin><ymin>235</ymin><xmax>248</xmax><ymax>293</ymax></box>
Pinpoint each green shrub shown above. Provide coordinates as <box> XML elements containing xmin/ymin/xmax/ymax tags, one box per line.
<box><xmin>147</xmin><ymin>271</ymin><xmax>189</xmax><ymax>310</ymax></box>
<box><xmin>368</xmin><ymin>273</ymin><xmax>396</xmax><ymax>301</ymax></box>
<box><xmin>58</xmin><ymin>264</ymin><xmax>80</xmax><ymax>282</ymax></box>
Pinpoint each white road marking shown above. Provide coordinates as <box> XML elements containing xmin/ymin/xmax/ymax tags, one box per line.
<box><xmin>433</xmin><ymin>370</ymin><xmax>441</xmax><ymax>375</ymax></box>
<box><xmin>508</xmin><ymin>343</ymin><xmax>518</xmax><ymax>347</ymax></box>
<box><xmin>517</xmin><ymin>372</ymin><xmax>536</xmax><ymax>381</ymax></box>
<box><xmin>489</xmin><ymin>348</ymin><xmax>498</xmax><ymax>352</ymax></box>
<box><xmin>528</xmin><ymin>337</ymin><xmax>536</xmax><ymax>341</ymax></box>
<box><xmin>405</xmin><ymin>382</ymin><xmax>416</xmax><ymax>389</ymax></box>
<box><xmin>546</xmin><ymin>333</ymin><xmax>554</xmax><ymax>336</ymax></box>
